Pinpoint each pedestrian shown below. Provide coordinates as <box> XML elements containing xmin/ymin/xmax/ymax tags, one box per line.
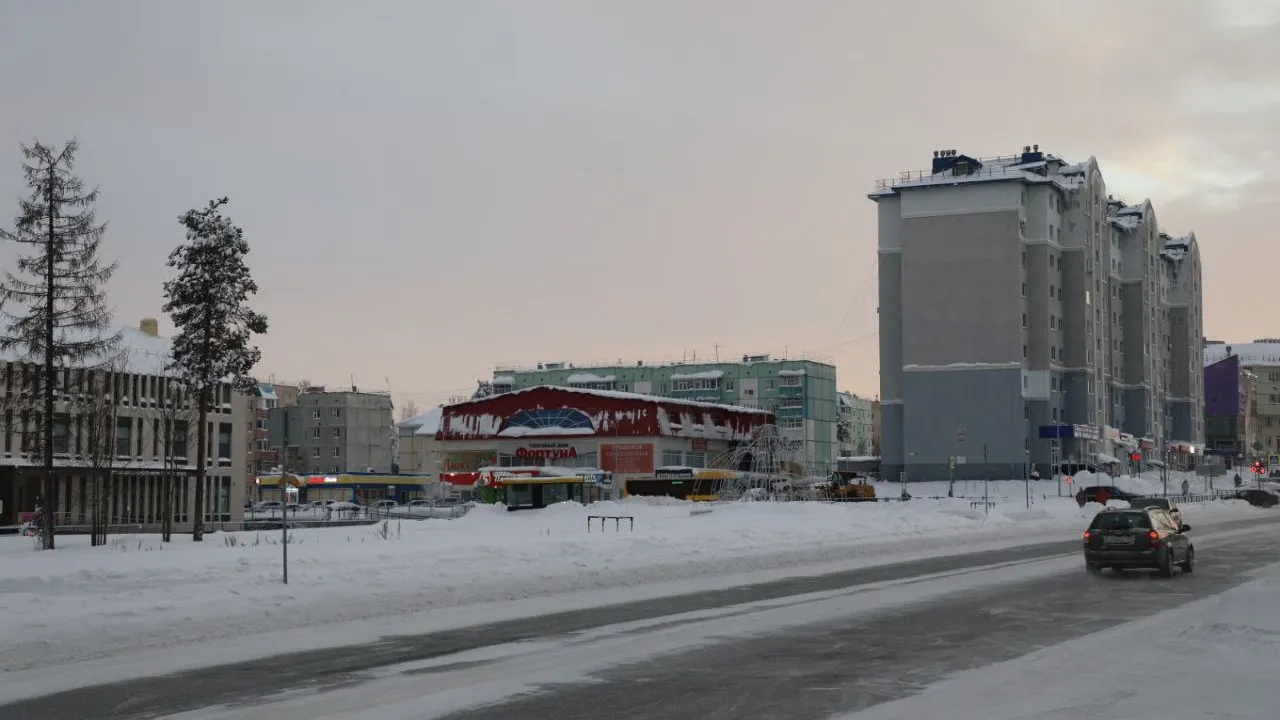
<box><xmin>1234</xmin><ymin>472</ymin><xmax>1243</xmax><ymax>488</ymax></box>
<box><xmin>1181</xmin><ymin>478</ymin><xmax>1190</xmax><ymax>498</ymax></box>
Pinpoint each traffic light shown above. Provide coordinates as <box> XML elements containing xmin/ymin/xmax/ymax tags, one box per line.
<box><xmin>1252</xmin><ymin>460</ymin><xmax>1266</xmax><ymax>475</ymax></box>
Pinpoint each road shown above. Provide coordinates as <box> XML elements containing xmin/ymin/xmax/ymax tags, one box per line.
<box><xmin>4</xmin><ymin>514</ymin><xmax>1279</xmax><ymax>720</ymax></box>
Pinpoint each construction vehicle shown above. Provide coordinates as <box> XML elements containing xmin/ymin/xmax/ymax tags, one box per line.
<box><xmin>818</xmin><ymin>471</ymin><xmax>877</xmax><ymax>502</ymax></box>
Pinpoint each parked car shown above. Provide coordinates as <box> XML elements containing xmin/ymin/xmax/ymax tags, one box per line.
<box><xmin>1083</xmin><ymin>507</ymin><xmax>1193</xmax><ymax>576</ymax></box>
<box><xmin>1234</xmin><ymin>489</ymin><xmax>1279</xmax><ymax>508</ymax></box>
<box><xmin>1128</xmin><ymin>497</ymin><xmax>1183</xmax><ymax>528</ymax></box>
<box><xmin>1076</xmin><ymin>485</ymin><xmax>1144</xmax><ymax>507</ymax></box>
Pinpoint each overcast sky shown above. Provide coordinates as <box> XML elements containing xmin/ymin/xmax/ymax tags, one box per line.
<box><xmin>1</xmin><ymin>0</ymin><xmax>1277</xmax><ymax>408</ymax></box>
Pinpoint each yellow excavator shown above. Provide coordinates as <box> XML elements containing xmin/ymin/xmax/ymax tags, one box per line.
<box><xmin>821</xmin><ymin>471</ymin><xmax>877</xmax><ymax>502</ymax></box>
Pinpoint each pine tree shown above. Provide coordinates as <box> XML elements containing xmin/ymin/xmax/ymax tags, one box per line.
<box><xmin>0</xmin><ymin>140</ymin><xmax>120</xmax><ymax>550</ymax></box>
<box><xmin>163</xmin><ymin>197</ymin><xmax>267</xmax><ymax>541</ymax></box>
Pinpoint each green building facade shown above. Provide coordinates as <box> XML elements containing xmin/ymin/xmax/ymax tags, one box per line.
<box><xmin>491</xmin><ymin>355</ymin><xmax>838</xmax><ymax>471</ymax></box>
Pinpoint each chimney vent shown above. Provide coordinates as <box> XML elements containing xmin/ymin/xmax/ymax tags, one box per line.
<box><xmin>139</xmin><ymin>318</ymin><xmax>159</xmax><ymax>337</ymax></box>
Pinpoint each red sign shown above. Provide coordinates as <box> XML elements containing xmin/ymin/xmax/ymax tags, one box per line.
<box><xmin>600</xmin><ymin>443</ymin><xmax>655</xmax><ymax>474</ymax></box>
<box><xmin>515</xmin><ymin>445</ymin><xmax>579</xmax><ymax>462</ymax></box>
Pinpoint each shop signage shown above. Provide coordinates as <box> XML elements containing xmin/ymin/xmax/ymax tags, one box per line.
<box><xmin>515</xmin><ymin>443</ymin><xmax>579</xmax><ymax>461</ymax></box>
<box><xmin>443</xmin><ymin>451</ymin><xmax>497</xmax><ymax>472</ymax></box>
<box><xmin>601</xmin><ymin>443</ymin><xmax>655</xmax><ymax>474</ymax></box>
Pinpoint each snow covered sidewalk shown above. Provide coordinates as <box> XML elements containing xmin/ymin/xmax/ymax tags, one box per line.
<box><xmin>0</xmin><ymin>493</ymin><xmax>1268</xmax><ymax>678</ymax></box>
<box><xmin>841</xmin><ymin>560</ymin><xmax>1280</xmax><ymax>720</ymax></box>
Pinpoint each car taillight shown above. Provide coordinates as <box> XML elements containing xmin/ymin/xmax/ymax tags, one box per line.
<box><xmin>1148</xmin><ymin>530</ymin><xmax>1161</xmax><ymax>546</ymax></box>
<box><xmin>1083</xmin><ymin>531</ymin><xmax>1092</xmax><ymax>540</ymax></box>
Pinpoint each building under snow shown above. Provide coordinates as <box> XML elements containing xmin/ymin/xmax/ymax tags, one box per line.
<box><xmin>871</xmin><ymin>146</ymin><xmax>1204</xmax><ymax>481</ymax></box>
<box><xmin>486</xmin><ymin>355</ymin><xmax>836</xmax><ymax>471</ymax></box>
<box><xmin>436</xmin><ymin>386</ymin><xmax>774</xmax><ymax>492</ymax></box>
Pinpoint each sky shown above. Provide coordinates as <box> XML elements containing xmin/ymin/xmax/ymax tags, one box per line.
<box><xmin>0</xmin><ymin>0</ymin><xmax>1277</xmax><ymax>410</ymax></box>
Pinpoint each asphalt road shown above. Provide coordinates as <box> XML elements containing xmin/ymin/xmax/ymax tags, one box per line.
<box><xmin>4</xmin><ymin>513</ymin><xmax>1279</xmax><ymax>720</ymax></box>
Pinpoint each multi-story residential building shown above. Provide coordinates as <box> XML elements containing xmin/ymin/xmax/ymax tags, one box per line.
<box><xmin>1205</xmin><ymin>340</ymin><xmax>1280</xmax><ymax>465</ymax></box>
<box><xmin>488</xmin><ymin>355</ymin><xmax>839</xmax><ymax>470</ymax></box>
<box><xmin>244</xmin><ymin>382</ymin><xmax>300</xmax><ymax>479</ymax></box>
<box><xmin>837</xmin><ymin>391</ymin><xmax>875</xmax><ymax>457</ymax></box>
<box><xmin>268</xmin><ymin>388</ymin><xmax>395</xmax><ymax>475</ymax></box>
<box><xmin>0</xmin><ymin>318</ymin><xmax>250</xmax><ymax>529</ymax></box>
<box><xmin>871</xmin><ymin>146</ymin><xmax>1204</xmax><ymax>481</ymax></box>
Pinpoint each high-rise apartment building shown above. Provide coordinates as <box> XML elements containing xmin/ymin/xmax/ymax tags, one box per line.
<box><xmin>487</xmin><ymin>355</ymin><xmax>838</xmax><ymax>470</ymax></box>
<box><xmin>872</xmin><ymin>147</ymin><xmax>1204</xmax><ymax>480</ymax></box>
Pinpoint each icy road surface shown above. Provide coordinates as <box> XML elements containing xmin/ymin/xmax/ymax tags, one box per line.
<box><xmin>3</xmin><ymin>514</ymin><xmax>1280</xmax><ymax>720</ymax></box>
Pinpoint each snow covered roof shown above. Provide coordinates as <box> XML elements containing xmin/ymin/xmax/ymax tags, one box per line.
<box><xmin>567</xmin><ymin>372</ymin><xmax>617</xmax><ymax>383</ymax></box>
<box><xmin>450</xmin><ymin>384</ymin><xmax>772</xmax><ymax>415</ymax></box>
<box><xmin>397</xmin><ymin>405</ymin><xmax>444</xmax><ymax>435</ymax></box>
<box><xmin>870</xmin><ymin>152</ymin><xmax>1076</xmax><ymax>198</ymax></box>
<box><xmin>1204</xmin><ymin>342</ymin><xmax>1280</xmax><ymax>368</ymax></box>
<box><xmin>0</xmin><ymin>322</ymin><xmax>175</xmax><ymax>376</ymax></box>
<box><xmin>670</xmin><ymin>370</ymin><xmax>724</xmax><ymax>380</ymax></box>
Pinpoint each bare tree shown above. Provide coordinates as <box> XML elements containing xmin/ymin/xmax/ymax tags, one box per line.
<box><xmin>398</xmin><ymin>399</ymin><xmax>421</xmax><ymax>422</ymax></box>
<box><xmin>79</xmin><ymin>366</ymin><xmax>120</xmax><ymax>546</ymax></box>
<box><xmin>152</xmin><ymin>379</ymin><xmax>199</xmax><ymax>541</ymax></box>
<box><xmin>0</xmin><ymin>140</ymin><xmax>120</xmax><ymax>550</ymax></box>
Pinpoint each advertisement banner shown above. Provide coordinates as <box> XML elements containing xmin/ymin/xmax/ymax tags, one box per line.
<box><xmin>443</xmin><ymin>450</ymin><xmax>497</xmax><ymax>472</ymax></box>
<box><xmin>600</xmin><ymin>443</ymin><xmax>655</xmax><ymax>474</ymax></box>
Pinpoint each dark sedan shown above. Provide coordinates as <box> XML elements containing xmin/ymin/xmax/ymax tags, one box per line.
<box><xmin>1083</xmin><ymin>507</ymin><xmax>1194</xmax><ymax>577</ymax></box>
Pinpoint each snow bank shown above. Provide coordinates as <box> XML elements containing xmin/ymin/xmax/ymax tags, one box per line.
<box><xmin>0</xmin><ymin>494</ymin><xmax>1266</xmax><ymax>675</ymax></box>
<box><xmin>841</xmin><ymin>560</ymin><xmax>1280</xmax><ymax>720</ymax></box>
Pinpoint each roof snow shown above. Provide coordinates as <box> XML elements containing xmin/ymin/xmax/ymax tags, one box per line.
<box><xmin>397</xmin><ymin>405</ymin><xmax>444</xmax><ymax>436</ymax></box>
<box><xmin>567</xmin><ymin>372</ymin><xmax>617</xmax><ymax>384</ymax></box>
<box><xmin>449</xmin><ymin>384</ymin><xmax>772</xmax><ymax>415</ymax></box>
<box><xmin>1204</xmin><ymin>342</ymin><xmax>1280</xmax><ymax>368</ymax></box>
<box><xmin>0</xmin><ymin>323</ymin><xmax>175</xmax><ymax>376</ymax></box>
<box><xmin>670</xmin><ymin>370</ymin><xmax>724</xmax><ymax>381</ymax></box>
<box><xmin>777</xmin><ymin>369</ymin><xmax>806</xmax><ymax>377</ymax></box>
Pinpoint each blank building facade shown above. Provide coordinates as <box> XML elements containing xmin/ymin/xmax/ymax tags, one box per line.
<box><xmin>872</xmin><ymin>147</ymin><xmax>1204</xmax><ymax>481</ymax></box>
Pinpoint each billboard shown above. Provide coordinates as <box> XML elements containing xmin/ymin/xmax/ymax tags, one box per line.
<box><xmin>600</xmin><ymin>443</ymin><xmax>655</xmax><ymax>474</ymax></box>
<box><xmin>442</xmin><ymin>450</ymin><xmax>497</xmax><ymax>472</ymax></box>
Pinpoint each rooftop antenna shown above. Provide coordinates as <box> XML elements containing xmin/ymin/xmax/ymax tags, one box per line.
<box><xmin>350</xmin><ymin>374</ymin><xmax>356</xmax><ymax>391</ymax></box>
<box><xmin>713</xmin><ymin>343</ymin><xmax>721</xmax><ymax>362</ymax></box>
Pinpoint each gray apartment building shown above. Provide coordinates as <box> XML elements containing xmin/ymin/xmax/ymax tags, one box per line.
<box><xmin>268</xmin><ymin>388</ymin><xmax>395</xmax><ymax>475</ymax></box>
<box><xmin>871</xmin><ymin>147</ymin><xmax>1204</xmax><ymax>481</ymax></box>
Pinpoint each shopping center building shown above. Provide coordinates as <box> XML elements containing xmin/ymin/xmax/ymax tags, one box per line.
<box><xmin>436</xmin><ymin>386</ymin><xmax>775</xmax><ymax>493</ymax></box>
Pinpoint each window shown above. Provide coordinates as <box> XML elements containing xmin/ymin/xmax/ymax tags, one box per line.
<box><xmin>332</xmin><ymin>427</ymin><xmax>341</xmax><ymax>438</ymax></box>
<box><xmin>1021</xmin><ymin>282</ymin><xmax>1027</xmax><ymax>296</ymax></box>
<box><xmin>1022</xmin><ymin>344</ymin><xmax>1028</xmax><ymax>359</ymax></box>
<box><xmin>1022</xmin><ymin>313</ymin><xmax>1027</xmax><ymax>328</ymax></box>
<box><xmin>217</xmin><ymin>423</ymin><xmax>232</xmax><ymax>460</ymax></box>
<box><xmin>661</xmin><ymin>450</ymin><xmax>683</xmax><ymax>466</ymax></box>
<box><xmin>115</xmin><ymin>417</ymin><xmax>133</xmax><ymax>457</ymax></box>
<box><xmin>778</xmin><ymin>373</ymin><xmax>803</xmax><ymax>387</ymax></box>
<box><xmin>1024</xmin><ymin>405</ymin><xmax>1030</xmax><ymax>420</ymax></box>
<box><xmin>332</xmin><ymin>408</ymin><xmax>341</xmax><ymax>419</ymax></box>
<box><xmin>311</xmin><ymin>446</ymin><xmax>320</xmax><ymax>458</ymax></box>
<box><xmin>331</xmin><ymin>446</ymin><xmax>341</xmax><ymax>458</ymax></box>
<box><xmin>311</xmin><ymin>427</ymin><xmax>321</xmax><ymax>439</ymax></box>
<box><xmin>52</xmin><ymin>413</ymin><xmax>70</xmax><ymax>454</ymax></box>
<box><xmin>310</xmin><ymin>409</ymin><xmax>320</xmax><ymax>420</ymax></box>
<box><xmin>173</xmin><ymin>420</ymin><xmax>188</xmax><ymax>458</ymax></box>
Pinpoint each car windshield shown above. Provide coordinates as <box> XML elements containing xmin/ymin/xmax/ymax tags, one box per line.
<box><xmin>1091</xmin><ymin>512</ymin><xmax>1151</xmax><ymax>531</ymax></box>
<box><xmin>1130</xmin><ymin>498</ymin><xmax>1169</xmax><ymax>510</ymax></box>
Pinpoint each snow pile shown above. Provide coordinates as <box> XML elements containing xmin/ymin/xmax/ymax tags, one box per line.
<box><xmin>841</xmin><ymin>560</ymin><xmax>1280</xmax><ymax>720</ymax></box>
<box><xmin>0</xmin><ymin>495</ymin><xmax>1266</xmax><ymax>675</ymax></box>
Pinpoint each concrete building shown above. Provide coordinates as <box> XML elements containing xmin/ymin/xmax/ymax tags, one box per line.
<box><xmin>488</xmin><ymin>355</ymin><xmax>838</xmax><ymax>471</ymax></box>
<box><xmin>268</xmin><ymin>388</ymin><xmax>394</xmax><ymax>474</ymax></box>
<box><xmin>1205</xmin><ymin>341</ymin><xmax>1280</xmax><ymax>466</ymax></box>
<box><xmin>1203</xmin><ymin>351</ymin><xmax>1256</xmax><ymax>464</ymax></box>
<box><xmin>0</xmin><ymin>318</ymin><xmax>251</xmax><ymax>529</ymax></box>
<box><xmin>871</xmin><ymin>147</ymin><xmax>1204</xmax><ymax>481</ymax></box>
<box><xmin>396</xmin><ymin>405</ymin><xmax>443</xmax><ymax>474</ymax></box>
<box><xmin>837</xmin><ymin>392</ymin><xmax>875</xmax><ymax>457</ymax></box>
<box><xmin>244</xmin><ymin>382</ymin><xmax>300</xmax><ymax>479</ymax></box>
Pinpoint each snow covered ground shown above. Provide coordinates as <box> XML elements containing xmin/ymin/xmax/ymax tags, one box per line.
<box><xmin>0</xmin><ymin>474</ymin><xmax>1268</xmax><ymax>690</ymax></box>
<box><xmin>840</xmin><ymin>560</ymin><xmax>1280</xmax><ymax>720</ymax></box>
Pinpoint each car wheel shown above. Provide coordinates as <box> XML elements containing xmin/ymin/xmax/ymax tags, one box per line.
<box><xmin>1158</xmin><ymin>550</ymin><xmax>1174</xmax><ymax>578</ymax></box>
<box><xmin>1181</xmin><ymin>546</ymin><xmax>1194</xmax><ymax>573</ymax></box>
